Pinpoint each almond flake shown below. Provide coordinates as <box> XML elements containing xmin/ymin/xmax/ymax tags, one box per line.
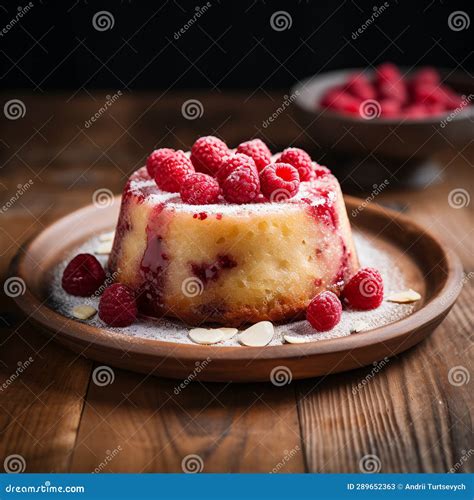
<box><xmin>350</xmin><ymin>320</ymin><xmax>369</xmax><ymax>333</ymax></box>
<box><xmin>95</xmin><ymin>241</ymin><xmax>113</xmax><ymax>255</ymax></box>
<box><xmin>99</xmin><ymin>231</ymin><xmax>115</xmax><ymax>242</ymax></box>
<box><xmin>386</xmin><ymin>289</ymin><xmax>421</xmax><ymax>304</ymax></box>
<box><xmin>238</xmin><ymin>321</ymin><xmax>274</xmax><ymax>347</ymax></box>
<box><xmin>219</xmin><ymin>328</ymin><xmax>238</xmax><ymax>341</ymax></box>
<box><xmin>283</xmin><ymin>334</ymin><xmax>308</xmax><ymax>344</ymax></box>
<box><xmin>72</xmin><ymin>305</ymin><xmax>97</xmax><ymax>320</ymax></box>
<box><xmin>189</xmin><ymin>328</ymin><xmax>225</xmax><ymax>345</ymax></box>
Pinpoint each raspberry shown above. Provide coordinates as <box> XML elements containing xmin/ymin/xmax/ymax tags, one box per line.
<box><xmin>190</xmin><ymin>136</ymin><xmax>229</xmax><ymax>175</ymax></box>
<box><xmin>345</xmin><ymin>74</ymin><xmax>376</xmax><ymax>101</ymax></box>
<box><xmin>260</xmin><ymin>163</ymin><xmax>300</xmax><ymax>201</ymax></box>
<box><xmin>216</xmin><ymin>153</ymin><xmax>257</xmax><ymax>184</ymax></box>
<box><xmin>313</xmin><ymin>164</ymin><xmax>332</xmax><ymax>178</ymax></box>
<box><xmin>412</xmin><ymin>67</ymin><xmax>439</xmax><ymax>86</ymax></box>
<box><xmin>278</xmin><ymin>147</ymin><xmax>313</xmax><ymax>182</ymax></box>
<box><xmin>375</xmin><ymin>62</ymin><xmax>401</xmax><ymax>84</ymax></box>
<box><xmin>236</xmin><ymin>139</ymin><xmax>272</xmax><ymax>172</ymax></box>
<box><xmin>154</xmin><ymin>150</ymin><xmax>195</xmax><ymax>193</ymax></box>
<box><xmin>306</xmin><ymin>291</ymin><xmax>342</xmax><ymax>331</ymax></box>
<box><xmin>378</xmin><ymin>79</ymin><xmax>407</xmax><ymax>103</ymax></box>
<box><xmin>98</xmin><ymin>283</ymin><xmax>137</xmax><ymax>327</ymax></box>
<box><xmin>342</xmin><ymin>267</ymin><xmax>384</xmax><ymax>310</ymax></box>
<box><xmin>221</xmin><ymin>163</ymin><xmax>260</xmax><ymax>204</ymax></box>
<box><xmin>380</xmin><ymin>99</ymin><xmax>401</xmax><ymax>118</ymax></box>
<box><xmin>180</xmin><ymin>173</ymin><xmax>220</xmax><ymax>205</ymax></box>
<box><xmin>62</xmin><ymin>253</ymin><xmax>106</xmax><ymax>297</ymax></box>
<box><xmin>146</xmin><ymin>148</ymin><xmax>174</xmax><ymax>178</ymax></box>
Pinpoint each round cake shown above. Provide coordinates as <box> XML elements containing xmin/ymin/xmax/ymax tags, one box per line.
<box><xmin>108</xmin><ymin>143</ymin><xmax>359</xmax><ymax>327</ymax></box>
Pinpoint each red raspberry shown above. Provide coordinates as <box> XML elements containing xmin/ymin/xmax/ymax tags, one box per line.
<box><xmin>313</xmin><ymin>164</ymin><xmax>332</xmax><ymax>178</ymax></box>
<box><xmin>278</xmin><ymin>147</ymin><xmax>313</xmax><ymax>181</ymax></box>
<box><xmin>380</xmin><ymin>99</ymin><xmax>401</xmax><ymax>118</ymax></box>
<box><xmin>190</xmin><ymin>136</ymin><xmax>229</xmax><ymax>175</ymax></box>
<box><xmin>154</xmin><ymin>150</ymin><xmax>195</xmax><ymax>193</ymax></box>
<box><xmin>221</xmin><ymin>164</ymin><xmax>260</xmax><ymax>204</ymax></box>
<box><xmin>62</xmin><ymin>253</ymin><xmax>106</xmax><ymax>297</ymax></box>
<box><xmin>342</xmin><ymin>267</ymin><xmax>384</xmax><ymax>310</ymax></box>
<box><xmin>375</xmin><ymin>62</ymin><xmax>401</xmax><ymax>84</ymax></box>
<box><xmin>146</xmin><ymin>148</ymin><xmax>174</xmax><ymax>178</ymax></box>
<box><xmin>236</xmin><ymin>139</ymin><xmax>272</xmax><ymax>172</ymax></box>
<box><xmin>307</xmin><ymin>291</ymin><xmax>342</xmax><ymax>331</ymax></box>
<box><xmin>215</xmin><ymin>153</ymin><xmax>257</xmax><ymax>184</ymax></box>
<box><xmin>378</xmin><ymin>79</ymin><xmax>407</xmax><ymax>103</ymax></box>
<box><xmin>345</xmin><ymin>74</ymin><xmax>376</xmax><ymax>101</ymax></box>
<box><xmin>260</xmin><ymin>163</ymin><xmax>300</xmax><ymax>201</ymax></box>
<box><xmin>412</xmin><ymin>67</ymin><xmax>440</xmax><ymax>86</ymax></box>
<box><xmin>180</xmin><ymin>173</ymin><xmax>220</xmax><ymax>205</ymax></box>
<box><xmin>98</xmin><ymin>283</ymin><xmax>137</xmax><ymax>327</ymax></box>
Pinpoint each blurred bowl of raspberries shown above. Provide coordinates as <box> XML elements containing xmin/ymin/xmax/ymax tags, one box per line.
<box><xmin>292</xmin><ymin>63</ymin><xmax>474</xmax><ymax>188</ymax></box>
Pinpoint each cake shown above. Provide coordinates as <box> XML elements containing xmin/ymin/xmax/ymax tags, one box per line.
<box><xmin>108</xmin><ymin>139</ymin><xmax>359</xmax><ymax>326</ymax></box>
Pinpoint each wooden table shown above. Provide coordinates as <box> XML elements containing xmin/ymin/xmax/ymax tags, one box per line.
<box><xmin>0</xmin><ymin>93</ymin><xmax>472</xmax><ymax>473</ymax></box>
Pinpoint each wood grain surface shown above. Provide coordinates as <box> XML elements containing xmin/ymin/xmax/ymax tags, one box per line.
<box><xmin>0</xmin><ymin>92</ymin><xmax>472</xmax><ymax>473</ymax></box>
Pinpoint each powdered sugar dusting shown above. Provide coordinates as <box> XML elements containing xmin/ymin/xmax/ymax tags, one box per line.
<box><xmin>47</xmin><ymin>231</ymin><xmax>417</xmax><ymax>347</ymax></box>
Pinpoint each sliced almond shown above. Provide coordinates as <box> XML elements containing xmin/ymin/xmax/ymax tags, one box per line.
<box><xmin>386</xmin><ymin>289</ymin><xmax>421</xmax><ymax>304</ymax></box>
<box><xmin>72</xmin><ymin>304</ymin><xmax>97</xmax><ymax>320</ymax></box>
<box><xmin>189</xmin><ymin>328</ymin><xmax>225</xmax><ymax>345</ymax></box>
<box><xmin>219</xmin><ymin>328</ymin><xmax>238</xmax><ymax>341</ymax></box>
<box><xmin>283</xmin><ymin>334</ymin><xmax>308</xmax><ymax>344</ymax></box>
<box><xmin>350</xmin><ymin>320</ymin><xmax>369</xmax><ymax>333</ymax></box>
<box><xmin>99</xmin><ymin>231</ymin><xmax>115</xmax><ymax>242</ymax></box>
<box><xmin>95</xmin><ymin>241</ymin><xmax>113</xmax><ymax>255</ymax></box>
<box><xmin>238</xmin><ymin>321</ymin><xmax>274</xmax><ymax>347</ymax></box>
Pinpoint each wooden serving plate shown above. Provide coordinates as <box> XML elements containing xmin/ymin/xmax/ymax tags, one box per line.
<box><xmin>10</xmin><ymin>196</ymin><xmax>462</xmax><ymax>382</ymax></box>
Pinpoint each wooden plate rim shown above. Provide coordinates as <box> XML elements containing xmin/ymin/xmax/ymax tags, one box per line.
<box><xmin>11</xmin><ymin>195</ymin><xmax>463</xmax><ymax>363</ymax></box>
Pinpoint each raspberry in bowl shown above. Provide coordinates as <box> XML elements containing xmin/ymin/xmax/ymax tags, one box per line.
<box><xmin>292</xmin><ymin>63</ymin><xmax>474</xmax><ymax>189</ymax></box>
<box><xmin>107</xmin><ymin>136</ymin><xmax>360</xmax><ymax>327</ymax></box>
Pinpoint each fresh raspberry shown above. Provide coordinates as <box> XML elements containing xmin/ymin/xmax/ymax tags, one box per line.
<box><xmin>380</xmin><ymin>99</ymin><xmax>401</xmax><ymax>118</ymax></box>
<box><xmin>306</xmin><ymin>291</ymin><xmax>342</xmax><ymax>331</ymax></box>
<box><xmin>403</xmin><ymin>104</ymin><xmax>428</xmax><ymax>119</ymax></box>
<box><xmin>378</xmin><ymin>79</ymin><xmax>407</xmax><ymax>103</ymax></box>
<box><xmin>215</xmin><ymin>153</ymin><xmax>257</xmax><ymax>184</ymax></box>
<box><xmin>375</xmin><ymin>62</ymin><xmax>401</xmax><ymax>84</ymax></box>
<box><xmin>180</xmin><ymin>173</ymin><xmax>220</xmax><ymax>205</ymax></box>
<box><xmin>260</xmin><ymin>163</ymin><xmax>300</xmax><ymax>201</ymax></box>
<box><xmin>342</xmin><ymin>267</ymin><xmax>384</xmax><ymax>310</ymax></box>
<box><xmin>62</xmin><ymin>253</ymin><xmax>106</xmax><ymax>297</ymax></box>
<box><xmin>154</xmin><ymin>150</ymin><xmax>195</xmax><ymax>193</ymax></box>
<box><xmin>323</xmin><ymin>90</ymin><xmax>361</xmax><ymax>115</ymax></box>
<box><xmin>98</xmin><ymin>283</ymin><xmax>137</xmax><ymax>327</ymax></box>
<box><xmin>236</xmin><ymin>139</ymin><xmax>272</xmax><ymax>172</ymax></box>
<box><xmin>412</xmin><ymin>67</ymin><xmax>440</xmax><ymax>86</ymax></box>
<box><xmin>313</xmin><ymin>164</ymin><xmax>332</xmax><ymax>178</ymax></box>
<box><xmin>278</xmin><ymin>147</ymin><xmax>313</xmax><ymax>182</ymax></box>
<box><xmin>345</xmin><ymin>74</ymin><xmax>376</xmax><ymax>101</ymax></box>
<box><xmin>146</xmin><ymin>148</ymin><xmax>174</xmax><ymax>178</ymax></box>
<box><xmin>221</xmin><ymin>164</ymin><xmax>260</xmax><ymax>204</ymax></box>
<box><xmin>190</xmin><ymin>136</ymin><xmax>229</xmax><ymax>175</ymax></box>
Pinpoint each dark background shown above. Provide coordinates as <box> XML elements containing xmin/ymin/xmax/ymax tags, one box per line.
<box><xmin>1</xmin><ymin>0</ymin><xmax>472</xmax><ymax>92</ymax></box>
